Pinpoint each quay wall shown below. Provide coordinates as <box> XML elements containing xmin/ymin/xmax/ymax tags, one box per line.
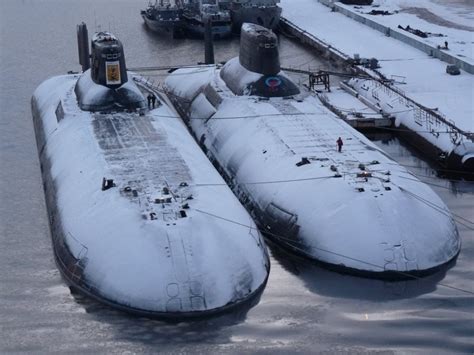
<box><xmin>278</xmin><ymin>17</ymin><xmax>474</xmax><ymax>171</ymax></box>
<box><xmin>316</xmin><ymin>0</ymin><xmax>474</xmax><ymax>74</ymax></box>
<box><xmin>278</xmin><ymin>17</ymin><xmax>350</xmax><ymax>67</ymax></box>
<box><xmin>279</xmin><ymin>17</ymin><xmax>466</xmax><ymax>136</ymax></box>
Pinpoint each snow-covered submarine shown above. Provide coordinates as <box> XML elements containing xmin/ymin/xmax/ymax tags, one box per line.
<box><xmin>31</xmin><ymin>25</ymin><xmax>269</xmax><ymax>318</ymax></box>
<box><xmin>164</xmin><ymin>23</ymin><xmax>461</xmax><ymax>278</ymax></box>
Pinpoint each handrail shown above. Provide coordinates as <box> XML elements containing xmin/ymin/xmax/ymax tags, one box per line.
<box><xmin>279</xmin><ymin>16</ymin><xmax>473</xmax><ymax>142</ymax></box>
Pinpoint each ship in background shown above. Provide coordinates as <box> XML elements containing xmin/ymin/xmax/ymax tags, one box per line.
<box><xmin>141</xmin><ymin>0</ymin><xmax>281</xmax><ymax>38</ymax></box>
<box><xmin>340</xmin><ymin>0</ymin><xmax>373</xmax><ymax>5</ymax></box>
<box><xmin>141</xmin><ymin>0</ymin><xmax>185</xmax><ymax>38</ymax></box>
<box><xmin>182</xmin><ymin>0</ymin><xmax>232</xmax><ymax>39</ymax></box>
<box><xmin>229</xmin><ymin>0</ymin><xmax>281</xmax><ymax>31</ymax></box>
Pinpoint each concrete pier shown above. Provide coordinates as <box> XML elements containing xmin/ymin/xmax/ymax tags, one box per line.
<box><xmin>315</xmin><ymin>0</ymin><xmax>474</xmax><ymax>75</ymax></box>
<box><xmin>278</xmin><ymin>15</ymin><xmax>473</xmax><ymax>172</ymax></box>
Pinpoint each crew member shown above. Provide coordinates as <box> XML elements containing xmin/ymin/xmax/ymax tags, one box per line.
<box><xmin>336</xmin><ymin>137</ymin><xmax>343</xmax><ymax>153</ymax></box>
<box><xmin>147</xmin><ymin>94</ymin><xmax>153</xmax><ymax>108</ymax></box>
<box><xmin>151</xmin><ymin>94</ymin><xmax>156</xmax><ymax>108</ymax></box>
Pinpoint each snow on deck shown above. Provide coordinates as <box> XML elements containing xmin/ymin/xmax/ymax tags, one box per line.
<box><xmin>280</xmin><ymin>0</ymin><xmax>474</xmax><ymax>133</ymax></box>
<box><xmin>93</xmin><ymin>112</ymin><xmax>192</xmax><ymax>221</ymax></box>
<box><xmin>165</xmin><ymin>65</ymin><xmax>460</xmax><ymax>273</ymax></box>
<box><xmin>33</xmin><ymin>74</ymin><xmax>269</xmax><ymax>314</ymax></box>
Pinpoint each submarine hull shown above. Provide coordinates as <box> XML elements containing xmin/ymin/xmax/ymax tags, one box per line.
<box><xmin>164</xmin><ymin>62</ymin><xmax>460</xmax><ymax>279</ymax></box>
<box><xmin>31</xmin><ymin>74</ymin><xmax>269</xmax><ymax>318</ymax></box>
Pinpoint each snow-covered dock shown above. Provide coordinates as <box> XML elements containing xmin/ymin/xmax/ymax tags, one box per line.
<box><xmin>317</xmin><ymin>0</ymin><xmax>474</xmax><ymax>74</ymax></box>
<box><xmin>273</xmin><ymin>67</ymin><xmax>391</xmax><ymax>128</ymax></box>
<box><xmin>279</xmin><ymin>0</ymin><xmax>474</xmax><ymax>171</ymax></box>
<box><xmin>319</xmin><ymin>86</ymin><xmax>391</xmax><ymax>128</ymax></box>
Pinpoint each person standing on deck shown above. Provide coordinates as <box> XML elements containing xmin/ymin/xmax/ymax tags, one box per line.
<box><xmin>336</xmin><ymin>137</ymin><xmax>343</xmax><ymax>153</ymax></box>
<box><xmin>147</xmin><ymin>94</ymin><xmax>152</xmax><ymax>108</ymax></box>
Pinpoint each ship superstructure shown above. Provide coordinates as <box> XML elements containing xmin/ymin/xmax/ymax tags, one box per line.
<box><xmin>141</xmin><ymin>0</ymin><xmax>185</xmax><ymax>38</ymax></box>
<box><xmin>230</xmin><ymin>0</ymin><xmax>281</xmax><ymax>31</ymax></box>
<box><xmin>182</xmin><ymin>0</ymin><xmax>232</xmax><ymax>39</ymax></box>
<box><xmin>141</xmin><ymin>0</ymin><xmax>280</xmax><ymax>37</ymax></box>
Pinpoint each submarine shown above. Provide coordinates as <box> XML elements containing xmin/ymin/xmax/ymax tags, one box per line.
<box><xmin>31</xmin><ymin>24</ymin><xmax>269</xmax><ymax>318</ymax></box>
<box><xmin>164</xmin><ymin>23</ymin><xmax>461</xmax><ymax>279</ymax></box>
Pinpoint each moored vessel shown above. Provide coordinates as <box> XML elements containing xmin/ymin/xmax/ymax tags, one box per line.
<box><xmin>31</xmin><ymin>25</ymin><xmax>269</xmax><ymax>317</ymax></box>
<box><xmin>340</xmin><ymin>0</ymin><xmax>373</xmax><ymax>5</ymax></box>
<box><xmin>141</xmin><ymin>0</ymin><xmax>185</xmax><ymax>38</ymax></box>
<box><xmin>182</xmin><ymin>0</ymin><xmax>232</xmax><ymax>39</ymax></box>
<box><xmin>230</xmin><ymin>0</ymin><xmax>281</xmax><ymax>31</ymax></box>
<box><xmin>164</xmin><ymin>23</ymin><xmax>461</xmax><ymax>279</ymax></box>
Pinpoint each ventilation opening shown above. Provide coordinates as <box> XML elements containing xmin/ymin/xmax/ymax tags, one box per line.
<box><xmin>101</xmin><ymin>177</ymin><xmax>115</xmax><ymax>191</ymax></box>
<box><xmin>296</xmin><ymin>157</ymin><xmax>310</xmax><ymax>167</ymax></box>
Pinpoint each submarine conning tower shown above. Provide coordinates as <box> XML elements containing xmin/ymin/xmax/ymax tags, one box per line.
<box><xmin>90</xmin><ymin>32</ymin><xmax>128</xmax><ymax>89</ymax></box>
<box><xmin>220</xmin><ymin>23</ymin><xmax>300</xmax><ymax>97</ymax></box>
<box><xmin>239</xmin><ymin>22</ymin><xmax>280</xmax><ymax>76</ymax></box>
<box><xmin>74</xmin><ymin>27</ymin><xmax>146</xmax><ymax>112</ymax></box>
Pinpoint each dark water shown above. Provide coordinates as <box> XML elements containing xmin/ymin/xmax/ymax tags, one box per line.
<box><xmin>1</xmin><ymin>0</ymin><xmax>473</xmax><ymax>353</ymax></box>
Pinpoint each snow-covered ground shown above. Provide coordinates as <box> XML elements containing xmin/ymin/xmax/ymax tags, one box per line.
<box><xmin>280</xmin><ymin>0</ymin><xmax>474</xmax><ymax>133</ymax></box>
<box><xmin>346</xmin><ymin>0</ymin><xmax>474</xmax><ymax>62</ymax></box>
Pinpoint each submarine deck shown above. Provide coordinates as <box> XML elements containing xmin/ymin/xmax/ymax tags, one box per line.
<box><xmin>92</xmin><ymin>110</ymin><xmax>193</xmax><ymax>222</ymax></box>
<box><xmin>33</xmin><ymin>74</ymin><xmax>269</xmax><ymax>316</ymax></box>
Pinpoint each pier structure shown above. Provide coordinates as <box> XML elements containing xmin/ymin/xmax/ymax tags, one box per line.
<box><xmin>281</xmin><ymin>66</ymin><xmax>391</xmax><ymax>129</ymax></box>
<box><xmin>277</xmin><ymin>1</ymin><xmax>473</xmax><ymax>171</ymax></box>
<box><xmin>315</xmin><ymin>0</ymin><xmax>474</xmax><ymax>75</ymax></box>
